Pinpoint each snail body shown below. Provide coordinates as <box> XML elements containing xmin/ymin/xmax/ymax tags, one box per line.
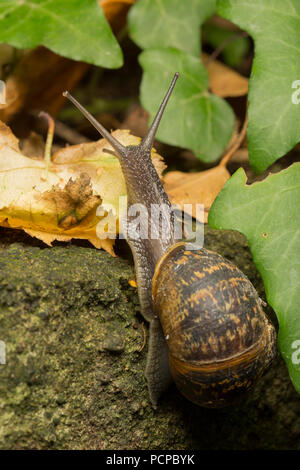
<box><xmin>64</xmin><ymin>74</ymin><xmax>276</xmax><ymax>408</ymax></box>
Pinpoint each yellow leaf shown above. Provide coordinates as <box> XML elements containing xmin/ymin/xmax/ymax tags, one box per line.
<box><xmin>0</xmin><ymin>122</ymin><xmax>164</xmax><ymax>255</ymax></box>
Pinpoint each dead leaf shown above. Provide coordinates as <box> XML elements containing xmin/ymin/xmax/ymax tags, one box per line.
<box><xmin>100</xmin><ymin>0</ymin><xmax>137</xmax><ymax>32</ymax></box>
<box><xmin>0</xmin><ymin>123</ymin><xmax>164</xmax><ymax>254</ymax></box>
<box><xmin>228</xmin><ymin>147</ymin><xmax>249</xmax><ymax>165</ymax></box>
<box><xmin>41</xmin><ymin>173</ymin><xmax>101</xmax><ymax>227</ymax></box>
<box><xmin>163</xmin><ymin>166</ymin><xmax>230</xmax><ymax>223</ymax></box>
<box><xmin>0</xmin><ymin>120</ymin><xmax>19</xmax><ymax>150</ymax></box>
<box><xmin>164</xmin><ymin>116</ymin><xmax>248</xmax><ymax>223</ymax></box>
<box><xmin>129</xmin><ymin>278</ymin><xmax>137</xmax><ymax>288</ymax></box>
<box><xmin>121</xmin><ymin>104</ymin><xmax>150</xmax><ymax>138</ymax></box>
<box><xmin>203</xmin><ymin>53</ymin><xmax>248</xmax><ymax>97</ymax></box>
<box><xmin>0</xmin><ymin>47</ymin><xmax>89</xmax><ymax>122</ymax></box>
<box><xmin>19</xmin><ymin>131</ymin><xmax>46</xmax><ymax>159</ymax></box>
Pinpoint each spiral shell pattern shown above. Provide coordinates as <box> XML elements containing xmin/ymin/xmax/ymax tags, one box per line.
<box><xmin>152</xmin><ymin>243</ymin><xmax>277</xmax><ymax>407</ymax></box>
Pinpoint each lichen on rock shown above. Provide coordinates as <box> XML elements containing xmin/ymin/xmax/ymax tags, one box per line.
<box><xmin>0</xmin><ymin>226</ymin><xmax>299</xmax><ymax>450</ymax></box>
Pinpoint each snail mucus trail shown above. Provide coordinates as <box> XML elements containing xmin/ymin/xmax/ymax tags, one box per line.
<box><xmin>63</xmin><ymin>74</ymin><xmax>276</xmax><ymax>409</ymax></box>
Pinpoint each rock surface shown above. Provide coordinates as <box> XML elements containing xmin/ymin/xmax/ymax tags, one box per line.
<box><xmin>0</xmin><ymin>226</ymin><xmax>299</xmax><ymax>450</ymax></box>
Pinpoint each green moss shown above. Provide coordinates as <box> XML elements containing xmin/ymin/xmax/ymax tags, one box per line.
<box><xmin>0</xmin><ymin>227</ymin><xmax>299</xmax><ymax>449</ymax></box>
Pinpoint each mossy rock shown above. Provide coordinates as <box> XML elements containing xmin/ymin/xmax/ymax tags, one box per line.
<box><xmin>0</xmin><ymin>226</ymin><xmax>299</xmax><ymax>450</ymax></box>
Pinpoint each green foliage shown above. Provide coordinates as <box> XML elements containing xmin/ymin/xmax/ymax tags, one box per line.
<box><xmin>129</xmin><ymin>0</ymin><xmax>215</xmax><ymax>56</ymax></box>
<box><xmin>0</xmin><ymin>0</ymin><xmax>123</xmax><ymax>69</ymax></box>
<box><xmin>209</xmin><ymin>163</ymin><xmax>300</xmax><ymax>393</ymax></box>
<box><xmin>202</xmin><ymin>23</ymin><xmax>250</xmax><ymax>67</ymax></box>
<box><xmin>217</xmin><ymin>0</ymin><xmax>300</xmax><ymax>172</ymax></box>
<box><xmin>139</xmin><ymin>48</ymin><xmax>234</xmax><ymax>162</ymax></box>
<box><xmin>129</xmin><ymin>0</ymin><xmax>235</xmax><ymax>163</ymax></box>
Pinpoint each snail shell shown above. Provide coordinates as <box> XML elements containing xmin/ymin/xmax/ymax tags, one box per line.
<box><xmin>152</xmin><ymin>243</ymin><xmax>277</xmax><ymax>407</ymax></box>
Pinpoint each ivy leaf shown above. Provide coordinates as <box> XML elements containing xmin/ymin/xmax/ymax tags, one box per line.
<box><xmin>128</xmin><ymin>0</ymin><xmax>216</xmax><ymax>56</ymax></box>
<box><xmin>139</xmin><ymin>48</ymin><xmax>235</xmax><ymax>163</ymax></box>
<box><xmin>0</xmin><ymin>0</ymin><xmax>122</xmax><ymax>68</ymax></box>
<box><xmin>129</xmin><ymin>0</ymin><xmax>234</xmax><ymax>162</ymax></box>
<box><xmin>217</xmin><ymin>0</ymin><xmax>300</xmax><ymax>173</ymax></box>
<box><xmin>209</xmin><ymin>164</ymin><xmax>300</xmax><ymax>393</ymax></box>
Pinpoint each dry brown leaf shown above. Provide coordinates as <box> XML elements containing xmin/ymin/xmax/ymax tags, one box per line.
<box><xmin>0</xmin><ymin>121</ymin><xmax>19</xmax><ymax>150</ymax></box>
<box><xmin>19</xmin><ymin>131</ymin><xmax>46</xmax><ymax>159</ymax></box>
<box><xmin>41</xmin><ymin>173</ymin><xmax>101</xmax><ymax>227</ymax></box>
<box><xmin>0</xmin><ymin>47</ymin><xmax>89</xmax><ymax>122</ymax></box>
<box><xmin>228</xmin><ymin>147</ymin><xmax>249</xmax><ymax>165</ymax></box>
<box><xmin>120</xmin><ymin>104</ymin><xmax>150</xmax><ymax>138</ymax></box>
<box><xmin>163</xmin><ymin>166</ymin><xmax>230</xmax><ymax>224</ymax></box>
<box><xmin>100</xmin><ymin>0</ymin><xmax>136</xmax><ymax>32</ymax></box>
<box><xmin>164</xmin><ymin>116</ymin><xmax>248</xmax><ymax>223</ymax></box>
<box><xmin>0</xmin><ymin>123</ymin><xmax>165</xmax><ymax>255</ymax></box>
<box><xmin>203</xmin><ymin>52</ymin><xmax>248</xmax><ymax>98</ymax></box>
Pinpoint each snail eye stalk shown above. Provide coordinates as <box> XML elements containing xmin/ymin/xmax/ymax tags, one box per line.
<box><xmin>62</xmin><ymin>91</ymin><xmax>126</xmax><ymax>158</ymax></box>
<box><xmin>140</xmin><ymin>72</ymin><xmax>179</xmax><ymax>152</ymax></box>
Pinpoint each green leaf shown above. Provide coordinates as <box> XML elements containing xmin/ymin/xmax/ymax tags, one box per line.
<box><xmin>139</xmin><ymin>48</ymin><xmax>235</xmax><ymax>163</ymax></box>
<box><xmin>202</xmin><ymin>23</ymin><xmax>250</xmax><ymax>68</ymax></box>
<box><xmin>128</xmin><ymin>0</ymin><xmax>216</xmax><ymax>56</ymax></box>
<box><xmin>0</xmin><ymin>0</ymin><xmax>123</xmax><ymax>69</ymax></box>
<box><xmin>209</xmin><ymin>163</ymin><xmax>300</xmax><ymax>393</ymax></box>
<box><xmin>217</xmin><ymin>0</ymin><xmax>300</xmax><ymax>173</ymax></box>
<box><xmin>129</xmin><ymin>0</ymin><xmax>234</xmax><ymax>162</ymax></box>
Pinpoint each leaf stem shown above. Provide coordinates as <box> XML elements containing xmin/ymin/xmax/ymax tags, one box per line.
<box><xmin>220</xmin><ymin>114</ymin><xmax>248</xmax><ymax>167</ymax></box>
<box><xmin>39</xmin><ymin>111</ymin><xmax>54</xmax><ymax>180</ymax></box>
<box><xmin>204</xmin><ymin>32</ymin><xmax>249</xmax><ymax>65</ymax></box>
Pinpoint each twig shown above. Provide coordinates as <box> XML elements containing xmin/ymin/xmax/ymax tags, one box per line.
<box><xmin>219</xmin><ymin>114</ymin><xmax>248</xmax><ymax>167</ymax></box>
<box><xmin>204</xmin><ymin>31</ymin><xmax>249</xmax><ymax>65</ymax></box>
<box><xmin>54</xmin><ymin>120</ymin><xmax>91</xmax><ymax>144</ymax></box>
<box><xmin>32</xmin><ymin>110</ymin><xmax>90</xmax><ymax>145</ymax></box>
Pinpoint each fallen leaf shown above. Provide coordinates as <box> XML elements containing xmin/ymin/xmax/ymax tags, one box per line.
<box><xmin>41</xmin><ymin>173</ymin><xmax>101</xmax><ymax>227</ymax></box>
<box><xmin>228</xmin><ymin>147</ymin><xmax>249</xmax><ymax>165</ymax></box>
<box><xmin>120</xmin><ymin>104</ymin><xmax>150</xmax><ymax>138</ymax></box>
<box><xmin>100</xmin><ymin>0</ymin><xmax>137</xmax><ymax>32</ymax></box>
<box><xmin>19</xmin><ymin>131</ymin><xmax>46</xmax><ymax>159</ymax></box>
<box><xmin>203</xmin><ymin>52</ymin><xmax>248</xmax><ymax>97</ymax></box>
<box><xmin>163</xmin><ymin>116</ymin><xmax>248</xmax><ymax>222</ymax></box>
<box><xmin>163</xmin><ymin>165</ymin><xmax>230</xmax><ymax>223</ymax></box>
<box><xmin>0</xmin><ymin>47</ymin><xmax>89</xmax><ymax>122</ymax></box>
<box><xmin>0</xmin><ymin>123</ymin><xmax>165</xmax><ymax>254</ymax></box>
<box><xmin>128</xmin><ymin>278</ymin><xmax>137</xmax><ymax>288</ymax></box>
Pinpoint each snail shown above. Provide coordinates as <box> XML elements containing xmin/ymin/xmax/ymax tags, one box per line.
<box><xmin>63</xmin><ymin>73</ymin><xmax>276</xmax><ymax>408</ymax></box>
